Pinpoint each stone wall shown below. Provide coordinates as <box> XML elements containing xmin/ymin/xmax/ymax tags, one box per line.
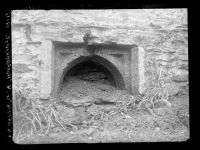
<box><xmin>12</xmin><ymin>9</ymin><xmax>188</xmax><ymax>99</ymax></box>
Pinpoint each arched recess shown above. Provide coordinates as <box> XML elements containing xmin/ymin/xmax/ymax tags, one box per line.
<box><xmin>57</xmin><ymin>55</ymin><xmax>125</xmax><ymax>94</ymax></box>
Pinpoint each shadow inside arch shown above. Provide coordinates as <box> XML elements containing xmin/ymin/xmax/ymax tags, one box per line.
<box><xmin>57</xmin><ymin>55</ymin><xmax>125</xmax><ymax>94</ymax></box>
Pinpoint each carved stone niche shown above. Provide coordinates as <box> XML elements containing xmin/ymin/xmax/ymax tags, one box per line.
<box><xmin>40</xmin><ymin>40</ymin><xmax>145</xmax><ymax>99</ymax></box>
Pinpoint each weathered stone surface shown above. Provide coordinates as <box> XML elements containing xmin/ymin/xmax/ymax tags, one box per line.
<box><xmin>56</xmin><ymin>105</ymin><xmax>76</xmax><ymax>122</ymax></box>
<box><xmin>171</xmin><ymin>75</ymin><xmax>188</xmax><ymax>83</ymax></box>
<box><xmin>165</xmin><ymin>83</ymin><xmax>181</xmax><ymax>96</ymax></box>
<box><xmin>13</xmin><ymin>63</ymin><xmax>33</xmax><ymax>73</ymax></box>
<box><xmin>71</xmin><ymin>96</ymin><xmax>94</xmax><ymax>107</ymax></box>
<box><xmin>12</xmin><ymin>9</ymin><xmax>188</xmax><ymax>99</ymax></box>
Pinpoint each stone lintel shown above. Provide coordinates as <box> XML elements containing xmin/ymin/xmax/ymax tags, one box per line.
<box><xmin>52</xmin><ymin>40</ymin><xmax>137</xmax><ymax>50</ymax></box>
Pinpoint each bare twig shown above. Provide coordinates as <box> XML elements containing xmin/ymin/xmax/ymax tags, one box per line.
<box><xmin>49</xmin><ymin>104</ymin><xmax>70</xmax><ymax>133</ymax></box>
<box><xmin>15</xmin><ymin>134</ymin><xmax>30</xmax><ymax>143</ymax></box>
<box><xmin>15</xmin><ymin>124</ymin><xmax>23</xmax><ymax>142</ymax></box>
<box><xmin>45</xmin><ymin>112</ymin><xmax>51</xmax><ymax>135</ymax></box>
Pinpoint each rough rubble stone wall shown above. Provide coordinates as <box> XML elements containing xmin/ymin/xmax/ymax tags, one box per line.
<box><xmin>12</xmin><ymin>9</ymin><xmax>188</xmax><ymax>99</ymax></box>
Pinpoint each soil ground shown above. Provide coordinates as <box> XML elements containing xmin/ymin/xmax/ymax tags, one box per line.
<box><xmin>16</xmin><ymin>74</ymin><xmax>189</xmax><ymax>144</ymax></box>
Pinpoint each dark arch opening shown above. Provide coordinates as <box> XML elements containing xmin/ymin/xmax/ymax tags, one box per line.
<box><xmin>64</xmin><ymin>60</ymin><xmax>116</xmax><ymax>86</ymax></box>
<box><xmin>58</xmin><ymin>55</ymin><xmax>125</xmax><ymax>94</ymax></box>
